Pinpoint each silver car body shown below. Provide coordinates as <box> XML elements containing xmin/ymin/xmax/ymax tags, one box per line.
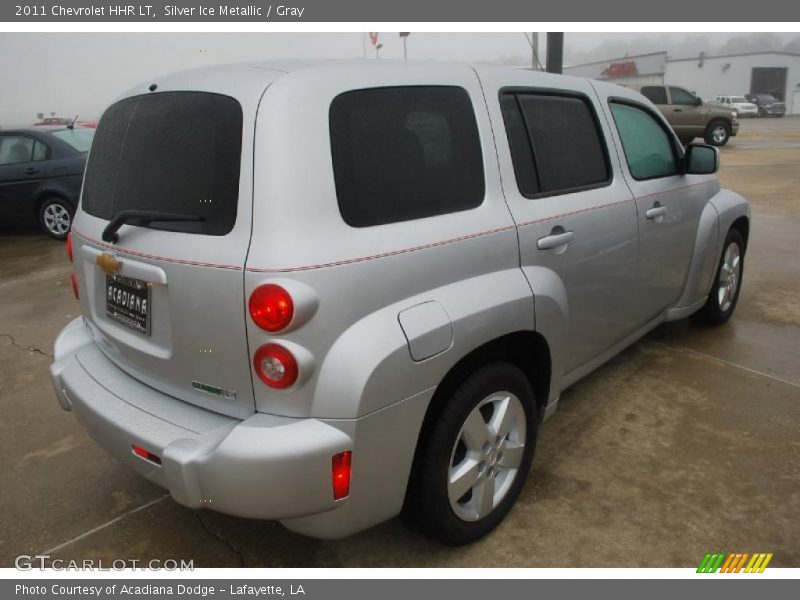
<box><xmin>51</xmin><ymin>61</ymin><xmax>750</xmax><ymax>539</ymax></box>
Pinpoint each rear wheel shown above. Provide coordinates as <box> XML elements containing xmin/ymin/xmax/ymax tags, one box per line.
<box><xmin>704</xmin><ymin>121</ymin><xmax>731</xmax><ymax>147</ymax></box>
<box><xmin>697</xmin><ymin>229</ymin><xmax>745</xmax><ymax>325</ymax></box>
<box><xmin>402</xmin><ymin>362</ymin><xmax>537</xmax><ymax>545</ymax></box>
<box><xmin>38</xmin><ymin>197</ymin><xmax>73</xmax><ymax>240</ymax></box>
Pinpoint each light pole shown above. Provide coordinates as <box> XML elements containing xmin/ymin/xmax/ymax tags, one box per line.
<box><xmin>399</xmin><ymin>32</ymin><xmax>410</xmax><ymax>61</ymax></box>
<box><xmin>376</xmin><ymin>43</ymin><xmax>383</xmax><ymax>60</ymax></box>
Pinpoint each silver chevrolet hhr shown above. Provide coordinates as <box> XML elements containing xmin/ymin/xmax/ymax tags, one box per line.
<box><xmin>51</xmin><ymin>61</ymin><xmax>749</xmax><ymax>544</ymax></box>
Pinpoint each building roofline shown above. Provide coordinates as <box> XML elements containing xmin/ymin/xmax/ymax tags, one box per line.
<box><xmin>667</xmin><ymin>50</ymin><xmax>800</xmax><ymax>62</ymax></box>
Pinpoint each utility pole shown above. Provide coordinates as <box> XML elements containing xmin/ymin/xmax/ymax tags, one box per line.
<box><xmin>546</xmin><ymin>32</ymin><xmax>564</xmax><ymax>74</ymax></box>
<box><xmin>399</xmin><ymin>32</ymin><xmax>410</xmax><ymax>61</ymax></box>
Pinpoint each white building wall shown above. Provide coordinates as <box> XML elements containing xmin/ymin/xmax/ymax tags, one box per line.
<box><xmin>665</xmin><ymin>53</ymin><xmax>800</xmax><ymax>114</ymax></box>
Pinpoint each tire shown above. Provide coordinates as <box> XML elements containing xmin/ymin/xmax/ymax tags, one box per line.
<box><xmin>401</xmin><ymin>362</ymin><xmax>538</xmax><ymax>545</ymax></box>
<box><xmin>38</xmin><ymin>197</ymin><xmax>73</xmax><ymax>240</ymax></box>
<box><xmin>704</xmin><ymin>120</ymin><xmax>731</xmax><ymax>147</ymax></box>
<box><xmin>758</xmin><ymin>107</ymin><xmax>766</xmax><ymax>117</ymax></box>
<box><xmin>697</xmin><ymin>229</ymin><xmax>745</xmax><ymax>326</ymax></box>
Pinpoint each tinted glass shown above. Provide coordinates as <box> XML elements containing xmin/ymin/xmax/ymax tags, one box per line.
<box><xmin>52</xmin><ymin>128</ymin><xmax>95</xmax><ymax>153</ymax></box>
<box><xmin>504</xmin><ymin>93</ymin><xmax>608</xmax><ymax>195</ymax></box>
<box><xmin>610</xmin><ymin>103</ymin><xmax>678</xmax><ymax>180</ymax></box>
<box><xmin>640</xmin><ymin>86</ymin><xmax>668</xmax><ymax>105</ymax></box>
<box><xmin>670</xmin><ymin>87</ymin><xmax>697</xmax><ymax>105</ymax></box>
<box><xmin>500</xmin><ymin>94</ymin><xmax>539</xmax><ymax>195</ymax></box>
<box><xmin>0</xmin><ymin>136</ymin><xmax>33</xmax><ymax>165</ymax></box>
<box><xmin>82</xmin><ymin>92</ymin><xmax>243</xmax><ymax>236</ymax></box>
<box><xmin>330</xmin><ymin>86</ymin><xmax>484</xmax><ymax>227</ymax></box>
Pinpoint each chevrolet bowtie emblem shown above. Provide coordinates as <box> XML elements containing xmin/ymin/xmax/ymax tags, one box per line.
<box><xmin>96</xmin><ymin>252</ymin><xmax>122</xmax><ymax>275</ymax></box>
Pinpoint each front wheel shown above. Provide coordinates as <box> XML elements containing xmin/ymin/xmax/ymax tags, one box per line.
<box><xmin>39</xmin><ymin>197</ymin><xmax>73</xmax><ymax>240</ymax></box>
<box><xmin>704</xmin><ymin>121</ymin><xmax>731</xmax><ymax>147</ymax></box>
<box><xmin>697</xmin><ymin>229</ymin><xmax>745</xmax><ymax>325</ymax></box>
<box><xmin>402</xmin><ymin>362</ymin><xmax>537</xmax><ymax>545</ymax></box>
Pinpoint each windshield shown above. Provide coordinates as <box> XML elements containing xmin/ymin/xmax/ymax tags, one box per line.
<box><xmin>731</xmin><ymin>97</ymin><xmax>748</xmax><ymax>103</ymax></box>
<box><xmin>82</xmin><ymin>91</ymin><xmax>243</xmax><ymax>236</ymax></box>
<box><xmin>52</xmin><ymin>128</ymin><xmax>95</xmax><ymax>153</ymax></box>
<box><xmin>755</xmin><ymin>94</ymin><xmax>777</xmax><ymax>102</ymax></box>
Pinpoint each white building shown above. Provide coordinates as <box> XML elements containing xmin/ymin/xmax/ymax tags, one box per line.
<box><xmin>564</xmin><ymin>50</ymin><xmax>800</xmax><ymax>114</ymax></box>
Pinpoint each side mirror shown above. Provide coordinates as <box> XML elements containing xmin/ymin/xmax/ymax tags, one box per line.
<box><xmin>685</xmin><ymin>143</ymin><xmax>719</xmax><ymax>175</ymax></box>
<box><xmin>694</xmin><ymin>96</ymin><xmax>703</xmax><ymax>106</ymax></box>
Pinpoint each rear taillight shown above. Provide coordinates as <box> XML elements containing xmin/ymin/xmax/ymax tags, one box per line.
<box><xmin>249</xmin><ymin>284</ymin><xmax>294</xmax><ymax>332</ymax></box>
<box><xmin>69</xmin><ymin>271</ymin><xmax>79</xmax><ymax>300</ymax></box>
<box><xmin>132</xmin><ymin>444</ymin><xmax>162</xmax><ymax>465</ymax></box>
<box><xmin>253</xmin><ymin>343</ymin><xmax>298</xmax><ymax>389</ymax></box>
<box><xmin>332</xmin><ymin>451</ymin><xmax>352</xmax><ymax>500</ymax></box>
<box><xmin>66</xmin><ymin>231</ymin><xmax>73</xmax><ymax>262</ymax></box>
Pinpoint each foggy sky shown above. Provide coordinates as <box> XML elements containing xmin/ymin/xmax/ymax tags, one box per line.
<box><xmin>1</xmin><ymin>32</ymin><xmax>799</xmax><ymax>127</ymax></box>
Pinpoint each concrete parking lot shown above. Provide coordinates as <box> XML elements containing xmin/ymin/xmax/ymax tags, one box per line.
<box><xmin>1</xmin><ymin>117</ymin><xmax>798</xmax><ymax>568</ymax></box>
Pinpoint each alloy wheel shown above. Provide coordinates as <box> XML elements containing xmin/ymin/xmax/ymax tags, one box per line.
<box><xmin>717</xmin><ymin>242</ymin><xmax>741</xmax><ymax>313</ymax></box>
<box><xmin>447</xmin><ymin>392</ymin><xmax>526</xmax><ymax>522</ymax></box>
<box><xmin>43</xmin><ymin>203</ymin><xmax>71</xmax><ymax>236</ymax></box>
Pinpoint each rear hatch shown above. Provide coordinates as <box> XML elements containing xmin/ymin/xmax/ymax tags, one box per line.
<box><xmin>72</xmin><ymin>83</ymin><xmax>264</xmax><ymax>419</ymax></box>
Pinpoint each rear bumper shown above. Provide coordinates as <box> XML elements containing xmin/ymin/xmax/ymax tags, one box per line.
<box><xmin>50</xmin><ymin>318</ymin><xmax>351</xmax><ymax>523</ymax></box>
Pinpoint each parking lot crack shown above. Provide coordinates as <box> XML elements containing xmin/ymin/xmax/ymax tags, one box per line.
<box><xmin>0</xmin><ymin>333</ymin><xmax>52</xmax><ymax>358</ymax></box>
<box><xmin>194</xmin><ymin>510</ymin><xmax>246</xmax><ymax>567</ymax></box>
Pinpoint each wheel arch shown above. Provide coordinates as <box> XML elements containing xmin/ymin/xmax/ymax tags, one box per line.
<box><xmin>33</xmin><ymin>189</ymin><xmax>75</xmax><ymax>219</ymax></box>
<box><xmin>731</xmin><ymin>215</ymin><xmax>750</xmax><ymax>250</ymax></box>
<box><xmin>415</xmin><ymin>330</ymin><xmax>552</xmax><ymax>449</ymax></box>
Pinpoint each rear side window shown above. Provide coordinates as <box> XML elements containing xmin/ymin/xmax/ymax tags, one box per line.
<box><xmin>0</xmin><ymin>136</ymin><xmax>33</xmax><ymax>165</ymax></box>
<box><xmin>610</xmin><ymin>102</ymin><xmax>678</xmax><ymax>180</ymax></box>
<box><xmin>329</xmin><ymin>86</ymin><xmax>485</xmax><ymax>228</ymax></box>
<box><xmin>82</xmin><ymin>92</ymin><xmax>243</xmax><ymax>236</ymax></box>
<box><xmin>500</xmin><ymin>91</ymin><xmax>610</xmax><ymax>197</ymax></box>
<box><xmin>640</xmin><ymin>86</ymin><xmax>668</xmax><ymax>105</ymax></box>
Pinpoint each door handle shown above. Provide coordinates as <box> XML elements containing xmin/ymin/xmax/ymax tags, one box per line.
<box><xmin>674</xmin><ymin>108</ymin><xmax>683</xmax><ymax>112</ymax></box>
<box><xmin>646</xmin><ymin>205</ymin><xmax>668</xmax><ymax>220</ymax></box>
<box><xmin>537</xmin><ymin>230</ymin><xmax>575</xmax><ymax>250</ymax></box>
<box><xmin>24</xmin><ymin>168</ymin><xmax>39</xmax><ymax>175</ymax></box>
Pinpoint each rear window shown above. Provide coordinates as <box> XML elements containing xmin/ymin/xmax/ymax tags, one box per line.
<box><xmin>52</xmin><ymin>128</ymin><xmax>95</xmax><ymax>153</ymax></box>
<box><xmin>329</xmin><ymin>86</ymin><xmax>485</xmax><ymax>228</ymax></box>
<box><xmin>82</xmin><ymin>92</ymin><xmax>243</xmax><ymax>236</ymax></box>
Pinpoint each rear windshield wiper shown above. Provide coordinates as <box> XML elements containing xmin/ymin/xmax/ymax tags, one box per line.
<box><xmin>102</xmin><ymin>210</ymin><xmax>204</xmax><ymax>243</ymax></box>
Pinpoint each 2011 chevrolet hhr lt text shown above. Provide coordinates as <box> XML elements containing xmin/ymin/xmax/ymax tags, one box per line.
<box><xmin>51</xmin><ymin>61</ymin><xmax>750</xmax><ymax>544</ymax></box>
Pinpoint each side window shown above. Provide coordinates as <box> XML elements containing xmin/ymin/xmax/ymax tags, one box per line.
<box><xmin>640</xmin><ymin>86</ymin><xmax>668</xmax><ymax>105</ymax></box>
<box><xmin>0</xmin><ymin>136</ymin><xmax>34</xmax><ymax>165</ymax></box>
<box><xmin>329</xmin><ymin>86</ymin><xmax>485</xmax><ymax>228</ymax></box>
<box><xmin>32</xmin><ymin>140</ymin><xmax>49</xmax><ymax>161</ymax></box>
<box><xmin>610</xmin><ymin>102</ymin><xmax>679</xmax><ymax>180</ymax></box>
<box><xmin>670</xmin><ymin>87</ymin><xmax>697</xmax><ymax>106</ymax></box>
<box><xmin>500</xmin><ymin>92</ymin><xmax>610</xmax><ymax>197</ymax></box>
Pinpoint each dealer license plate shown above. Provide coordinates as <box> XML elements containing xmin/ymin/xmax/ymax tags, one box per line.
<box><xmin>106</xmin><ymin>275</ymin><xmax>151</xmax><ymax>336</ymax></box>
